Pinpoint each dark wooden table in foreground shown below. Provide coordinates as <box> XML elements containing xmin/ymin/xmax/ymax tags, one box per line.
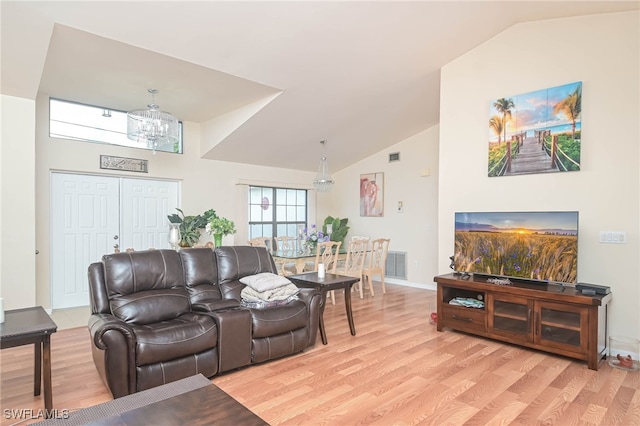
<box><xmin>0</xmin><ymin>306</ymin><xmax>57</xmax><ymax>416</ymax></box>
<box><xmin>33</xmin><ymin>374</ymin><xmax>267</xmax><ymax>425</ymax></box>
<box><xmin>288</xmin><ymin>272</ymin><xmax>360</xmax><ymax>344</ymax></box>
<box><xmin>94</xmin><ymin>382</ymin><xmax>267</xmax><ymax>425</ymax></box>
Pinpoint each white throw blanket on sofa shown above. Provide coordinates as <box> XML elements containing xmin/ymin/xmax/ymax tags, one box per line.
<box><xmin>241</xmin><ymin>284</ymin><xmax>299</xmax><ymax>303</ymax></box>
<box><xmin>239</xmin><ymin>272</ymin><xmax>299</xmax><ymax>302</ymax></box>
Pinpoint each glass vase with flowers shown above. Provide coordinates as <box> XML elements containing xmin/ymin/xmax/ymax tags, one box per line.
<box><xmin>303</xmin><ymin>224</ymin><xmax>330</xmax><ymax>254</ymax></box>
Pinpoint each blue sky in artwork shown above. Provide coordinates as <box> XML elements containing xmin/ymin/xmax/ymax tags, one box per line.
<box><xmin>489</xmin><ymin>81</ymin><xmax>582</xmax><ymax>141</ymax></box>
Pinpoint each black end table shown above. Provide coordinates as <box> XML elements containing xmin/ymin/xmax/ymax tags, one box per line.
<box><xmin>1</xmin><ymin>306</ymin><xmax>58</xmax><ymax>416</ymax></box>
<box><xmin>288</xmin><ymin>272</ymin><xmax>360</xmax><ymax>344</ymax></box>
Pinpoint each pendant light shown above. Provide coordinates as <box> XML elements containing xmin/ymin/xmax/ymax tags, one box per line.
<box><xmin>313</xmin><ymin>140</ymin><xmax>335</xmax><ymax>192</ymax></box>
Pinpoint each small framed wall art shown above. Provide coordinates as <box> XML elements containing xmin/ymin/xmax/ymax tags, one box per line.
<box><xmin>360</xmin><ymin>172</ymin><xmax>384</xmax><ymax>217</ymax></box>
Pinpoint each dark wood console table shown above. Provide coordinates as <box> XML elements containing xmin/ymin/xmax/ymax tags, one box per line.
<box><xmin>434</xmin><ymin>273</ymin><xmax>611</xmax><ymax>370</ymax></box>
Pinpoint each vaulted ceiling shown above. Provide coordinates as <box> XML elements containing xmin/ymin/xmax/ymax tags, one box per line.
<box><xmin>2</xmin><ymin>1</ymin><xmax>638</xmax><ymax>172</ymax></box>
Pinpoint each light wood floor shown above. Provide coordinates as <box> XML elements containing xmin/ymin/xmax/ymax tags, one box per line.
<box><xmin>1</xmin><ymin>284</ymin><xmax>638</xmax><ymax>425</ymax></box>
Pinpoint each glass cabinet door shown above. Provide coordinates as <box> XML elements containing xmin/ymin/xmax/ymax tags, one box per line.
<box><xmin>536</xmin><ymin>301</ymin><xmax>588</xmax><ymax>353</ymax></box>
<box><xmin>488</xmin><ymin>295</ymin><xmax>533</xmax><ymax>341</ymax></box>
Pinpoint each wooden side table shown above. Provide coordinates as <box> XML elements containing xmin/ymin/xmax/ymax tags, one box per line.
<box><xmin>288</xmin><ymin>272</ymin><xmax>360</xmax><ymax>344</ymax></box>
<box><xmin>0</xmin><ymin>306</ymin><xmax>58</xmax><ymax>416</ymax></box>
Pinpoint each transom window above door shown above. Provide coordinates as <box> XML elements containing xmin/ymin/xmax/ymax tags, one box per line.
<box><xmin>49</xmin><ymin>98</ymin><xmax>183</xmax><ymax>154</ymax></box>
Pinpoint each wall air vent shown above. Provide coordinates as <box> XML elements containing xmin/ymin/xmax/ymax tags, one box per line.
<box><xmin>388</xmin><ymin>152</ymin><xmax>400</xmax><ymax>162</ymax></box>
<box><xmin>385</xmin><ymin>251</ymin><xmax>407</xmax><ymax>279</ymax></box>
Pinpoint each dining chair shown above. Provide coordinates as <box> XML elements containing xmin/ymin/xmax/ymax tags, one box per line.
<box><xmin>247</xmin><ymin>237</ymin><xmax>272</xmax><ymax>250</ymax></box>
<box><xmin>314</xmin><ymin>241</ymin><xmax>342</xmax><ymax>304</ymax></box>
<box><xmin>362</xmin><ymin>238</ymin><xmax>390</xmax><ymax>295</ymax></box>
<box><xmin>275</xmin><ymin>235</ymin><xmax>296</xmax><ymax>251</ymax></box>
<box><xmin>338</xmin><ymin>236</ymin><xmax>369</xmax><ymax>269</ymax></box>
<box><xmin>336</xmin><ymin>238</ymin><xmax>370</xmax><ymax>299</ymax></box>
<box><xmin>274</xmin><ymin>236</ymin><xmax>297</xmax><ymax>275</ymax></box>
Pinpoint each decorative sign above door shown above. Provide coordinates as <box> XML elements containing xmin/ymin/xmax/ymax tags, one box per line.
<box><xmin>100</xmin><ymin>155</ymin><xmax>148</xmax><ymax>173</ymax></box>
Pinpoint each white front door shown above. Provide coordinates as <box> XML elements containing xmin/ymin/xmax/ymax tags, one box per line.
<box><xmin>51</xmin><ymin>173</ymin><xmax>180</xmax><ymax>309</ymax></box>
<box><xmin>51</xmin><ymin>173</ymin><xmax>120</xmax><ymax>309</ymax></box>
<box><xmin>120</xmin><ymin>178</ymin><xmax>179</xmax><ymax>251</ymax></box>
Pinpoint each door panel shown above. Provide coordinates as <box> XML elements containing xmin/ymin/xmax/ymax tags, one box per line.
<box><xmin>120</xmin><ymin>178</ymin><xmax>179</xmax><ymax>250</ymax></box>
<box><xmin>536</xmin><ymin>301</ymin><xmax>588</xmax><ymax>354</ymax></box>
<box><xmin>51</xmin><ymin>173</ymin><xmax>119</xmax><ymax>309</ymax></box>
<box><xmin>488</xmin><ymin>294</ymin><xmax>533</xmax><ymax>342</ymax></box>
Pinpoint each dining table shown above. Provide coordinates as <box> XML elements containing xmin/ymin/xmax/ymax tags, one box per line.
<box><xmin>271</xmin><ymin>245</ymin><xmax>348</xmax><ymax>274</ymax></box>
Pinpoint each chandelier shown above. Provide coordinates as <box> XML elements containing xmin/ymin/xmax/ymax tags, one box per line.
<box><xmin>127</xmin><ymin>89</ymin><xmax>179</xmax><ymax>153</ymax></box>
<box><xmin>313</xmin><ymin>140</ymin><xmax>335</xmax><ymax>192</ymax></box>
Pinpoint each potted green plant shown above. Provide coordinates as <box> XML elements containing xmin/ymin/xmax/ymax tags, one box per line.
<box><xmin>322</xmin><ymin>216</ymin><xmax>349</xmax><ymax>246</ymax></box>
<box><xmin>167</xmin><ymin>208</ymin><xmax>217</xmax><ymax>247</ymax></box>
<box><xmin>206</xmin><ymin>216</ymin><xmax>236</xmax><ymax>247</ymax></box>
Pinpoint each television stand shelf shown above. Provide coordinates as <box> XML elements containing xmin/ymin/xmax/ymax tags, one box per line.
<box><xmin>434</xmin><ymin>273</ymin><xmax>611</xmax><ymax>370</ymax></box>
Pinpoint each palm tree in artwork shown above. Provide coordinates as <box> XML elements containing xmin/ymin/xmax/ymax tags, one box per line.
<box><xmin>493</xmin><ymin>98</ymin><xmax>515</xmax><ymax>144</ymax></box>
<box><xmin>553</xmin><ymin>85</ymin><xmax>582</xmax><ymax>140</ymax></box>
<box><xmin>489</xmin><ymin>116</ymin><xmax>503</xmax><ymax>144</ymax></box>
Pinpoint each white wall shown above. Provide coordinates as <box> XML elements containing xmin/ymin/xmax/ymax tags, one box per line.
<box><xmin>1</xmin><ymin>95</ymin><xmax>37</xmax><ymax>309</ymax></box>
<box><xmin>34</xmin><ymin>94</ymin><xmax>315</xmax><ymax>309</ymax></box>
<box><xmin>330</xmin><ymin>126</ymin><xmax>440</xmax><ymax>288</ymax></box>
<box><xmin>438</xmin><ymin>11</ymin><xmax>640</xmax><ymax>339</ymax></box>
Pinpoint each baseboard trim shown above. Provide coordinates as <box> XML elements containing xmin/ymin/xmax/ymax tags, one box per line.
<box><xmin>384</xmin><ymin>278</ymin><xmax>436</xmax><ymax>291</ymax></box>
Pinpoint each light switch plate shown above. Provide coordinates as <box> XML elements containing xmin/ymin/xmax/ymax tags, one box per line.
<box><xmin>599</xmin><ymin>231</ymin><xmax>626</xmax><ymax>244</ymax></box>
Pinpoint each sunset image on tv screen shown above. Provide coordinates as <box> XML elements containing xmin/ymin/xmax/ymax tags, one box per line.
<box><xmin>454</xmin><ymin>211</ymin><xmax>578</xmax><ymax>283</ymax></box>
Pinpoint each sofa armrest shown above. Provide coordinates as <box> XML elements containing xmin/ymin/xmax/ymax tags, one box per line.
<box><xmin>295</xmin><ymin>288</ymin><xmax>323</xmax><ymax>347</ymax></box>
<box><xmin>89</xmin><ymin>313</ymin><xmax>136</xmax><ymax>349</ymax></box>
<box><xmin>192</xmin><ymin>299</ymin><xmax>240</xmax><ymax>312</ymax></box>
<box><xmin>295</xmin><ymin>287</ymin><xmax>321</xmax><ymax>306</ymax></box>
<box><xmin>88</xmin><ymin>313</ymin><xmax>137</xmax><ymax>397</ymax></box>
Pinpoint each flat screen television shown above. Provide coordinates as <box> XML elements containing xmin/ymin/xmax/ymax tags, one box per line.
<box><xmin>454</xmin><ymin>211</ymin><xmax>578</xmax><ymax>284</ymax></box>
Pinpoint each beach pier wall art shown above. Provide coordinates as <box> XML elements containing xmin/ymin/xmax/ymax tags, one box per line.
<box><xmin>488</xmin><ymin>81</ymin><xmax>582</xmax><ymax>177</ymax></box>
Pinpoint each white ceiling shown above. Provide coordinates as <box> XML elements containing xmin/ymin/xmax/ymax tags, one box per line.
<box><xmin>2</xmin><ymin>1</ymin><xmax>638</xmax><ymax>172</ymax></box>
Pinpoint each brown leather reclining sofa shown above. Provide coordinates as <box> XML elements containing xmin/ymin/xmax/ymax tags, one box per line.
<box><xmin>88</xmin><ymin>246</ymin><xmax>322</xmax><ymax>398</ymax></box>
